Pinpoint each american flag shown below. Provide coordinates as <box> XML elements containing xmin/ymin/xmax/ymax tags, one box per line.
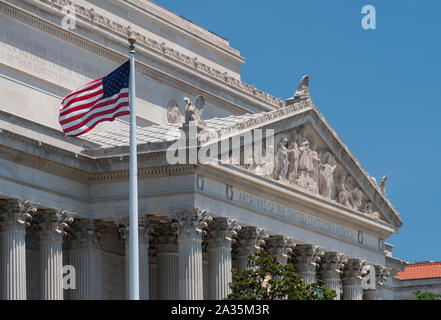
<box><xmin>59</xmin><ymin>60</ymin><xmax>131</xmax><ymax>136</ymax></box>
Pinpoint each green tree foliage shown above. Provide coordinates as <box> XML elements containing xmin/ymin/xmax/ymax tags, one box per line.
<box><xmin>225</xmin><ymin>251</ymin><xmax>336</xmax><ymax>300</ymax></box>
<box><xmin>413</xmin><ymin>290</ymin><xmax>441</xmax><ymax>300</ymax></box>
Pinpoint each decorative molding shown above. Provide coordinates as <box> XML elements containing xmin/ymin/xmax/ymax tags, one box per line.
<box><xmin>0</xmin><ymin>0</ymin><xmax>283</xmax><ymax>111</ymax></box>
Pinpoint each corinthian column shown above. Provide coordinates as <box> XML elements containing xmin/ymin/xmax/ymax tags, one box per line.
<box><xmin>207</xmin><ymin>217</ymin><xmax>241</xmax><ymax>300</ymax></box>
<box><xmin>319</xmin><ymin>252</ymin><xmax>346</xmax><ymax>300</ymax></box>
<box><xmin>151</xmin><ymin>220</ymin><xmax>178</xmax><ymax>300</ymax></box>
<box><xmin>38</xmin><ymin>209</ymin><xmax>74</xmax><ymax>300</ymax></box>
<box><xmin>342</xmin><ymin>259</ymin><xmax>367</xmax><ymax>300</ymax></box>
<box><xmin>149</xmin><ymin>249</ymin><xmax>158</xmax><ymax>300</ymax></box>
<box><xmin>115</xmin><ymin>215</ymin><xmax>150</xmax><ymax>300</ymax></box>
<box><xmin>293</xmin><ymin>244</ymin><xmax>324</xmax><ymax>284</ymax></box>
<box><xmin>236</xmin><ymin>226</ymin><xmax>269</xmax><ymax>273</ymax></box>
<box><xmin>169</xmin><ymin>209</ymin><xmax>212</xmax><ymax>300</ymax></box>
<box><xmin>67</xmin><ymin>219</ymin><xmax>105</xmax><ymax>300</ymax></box>
<box><xmin>267</xmin><ymin>235</ymin><xmax>295</xmax><ymax>265</ymax></box>
<box><xmin>0</xmin><ymin>199</ymin><xmax>36</xmax><ymax>300</ymax></box>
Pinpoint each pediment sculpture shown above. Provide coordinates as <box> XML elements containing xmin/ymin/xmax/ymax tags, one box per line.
<box><xmin>228</xmin><ymin>125</ymin><xmax>384</xmax><ymax>221</ymax></box>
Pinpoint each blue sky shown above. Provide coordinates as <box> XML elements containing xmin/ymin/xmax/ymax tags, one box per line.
<box><xmin>154</xmin><ymin>0</ymin><xmax>441</xmax><ymax>263</ymax></box>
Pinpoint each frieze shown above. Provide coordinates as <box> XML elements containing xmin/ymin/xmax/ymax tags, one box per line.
<box><xmin>11</xmin><ymin>0</ymin><xmax>285</xmax><ymax>108</ymax></box>
<box><xmin>235</xmin><ymin>189</ymin><xmax>358</xmax><ymax>244</ymax></box>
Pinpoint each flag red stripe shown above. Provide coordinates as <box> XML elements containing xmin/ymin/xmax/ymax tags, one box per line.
<box><xmin>60</xmin><ymin>78</ymin><xmax>103</xmax><ymax>107</ymax></box>
<box><xmin>59</xmin><ymin>89</ymin><xmax>104</xmax><ymax>118</ymax></box>
<box><xmin>61</xmin><ymin>84</ymin><xmax>104</xmax><ymax>112</ymax></box>
<box><xmin>66</xmin><ymin>110</ymin><xmax>130</xmax><ymax>137</ymax></box>
<box><xmin>59</xmin><ymin>91</ymin><xmax>128</xmax><ymax>125</ymax></box>
<box><xmin>62</xmin><ymin>100</ymin><xmax>129</xmax><ymax>133</ymax></box>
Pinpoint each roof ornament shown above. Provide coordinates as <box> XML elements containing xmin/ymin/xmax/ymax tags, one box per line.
<box><xmin>286</xmin><ymin>75</ymin><xmax>311</xmax><ymax>106</ymax></box>
<box><xmin>181</xmin><ymin>95</ymin><xmax>207</xmax><ymax>130</ymax></box>
<box><xmin>380</xmin><ymin>175</ymin><xmax>387</xmax><ymax>195</ymax></box>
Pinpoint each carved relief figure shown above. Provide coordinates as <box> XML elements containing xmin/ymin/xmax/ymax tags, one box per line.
<box><xmin>351</xmin><ymin>186</ymin><xmax>363</xmax><ymax>211</ymax></box>
<box><xmin>166</xmin><ymin>99</ymin><xmax>182</xmax><ymax>124</ymax></box>
<box><xmin>296</xmin><ymin>141</ymin><xmax>314</xmax><ymax>188</ymax></box>
<box><xmin>287</xmin><ymin>141</ymin><xmax>300</xmax><ymax>183</ymax></box>
<box><xmin>337</xmin><ymin>176</ymin><xmax>352</xmax><ymax>209</ymax></box>
<box><xmin>273</xmin><ymin>137</ymin><xmax>289</xmax><ymax>181</ymax></box>
<box><xmin>318</xmin><ymin>153</ymin><xmax>337</xmax><ymax>200</ymax></box>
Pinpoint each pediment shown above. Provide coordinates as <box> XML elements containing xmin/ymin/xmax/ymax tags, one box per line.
<box><xmin>210</xmin><ymin>106</ymin><xmax>402</xmax><ymax>231</ymax></box>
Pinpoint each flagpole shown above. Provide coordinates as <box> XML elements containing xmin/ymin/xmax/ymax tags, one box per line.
<box><xmin>128</xmin><ymin>34</ymin><xmax>139</xmax><ymax>300</ymax></box>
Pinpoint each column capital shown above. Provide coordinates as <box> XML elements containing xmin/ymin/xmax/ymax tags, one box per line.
<box><xmin>342</xmin><ymin>259</ymin><xmax>367</xmax><ymax>284</ymax></box>
<box><xmin>168</xmin><ymin>208</ymin><xmax>212</xmax><ymax>238</ymax></box>
<box><xmin>375</xmin><ymin>265</ymin><xmax>391</xmax><ymax>287</ymax></box>
<box><xmin>150</xmin><ymin>220</ymin><xmax>178</xmax><ymax>247</ymax></box>
<box><xmin>207</xmin><ymin>217</ymin><xmax>241</xmax><ymax>249</ymax></box>
<box><xmin>37</xmin><ymin>209</ymin><xmax>75</xmax><ymax>241</ymax></box>
<box><xmin>67</xmin><ymin>218</ymin><xmax>106</xmax><ymax>249</ymax></box>
<box><xmin>320</xmin><ymin>252</ymin><xmax>347</xmax><ymax>278</ymax></box>
<box><xmin>293</xmin><ymin>244</ymin><xmax>324</xmax><ymax>268</ymax></box>
<box><xmin>0</xmin><ymin>198</ymin><xmax>37</xmax><ymax>229</ymax></box>
<box><xmin>237</xmin><ymin>226</ymin><xmax>270</xmax><ymax>253</ymax></box>
<box><xmin>267</xmin><ymin>235</ymin><xmax>296</xmax><ymax>264</ymax></box>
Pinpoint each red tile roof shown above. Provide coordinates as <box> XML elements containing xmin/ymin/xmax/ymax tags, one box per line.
<box><xmin>396</xmin><ymin>261</ymin><xmax>441</xmax><ymax>280</ymax></box>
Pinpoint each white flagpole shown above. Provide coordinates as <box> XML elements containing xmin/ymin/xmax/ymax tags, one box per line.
<box><xmin>128</xmin><ymin>34</ymin><xmax>139</xmax><ymax>300</ymax></box>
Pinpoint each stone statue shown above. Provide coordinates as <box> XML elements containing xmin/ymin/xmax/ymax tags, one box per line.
<box><xmin>183</xmin><ymin>95</ymin><xmax>206</xmax><ymax>128</ymax></box>
<box><xmin>286</xmin><ymin>75</ymin><xmax>311</xmax><ymax>105</ymax></box>
<box><xmin>310</xmin><ymin>149</ymin><xmax>320</xmax><ymax>193</ymax></box>
<box><xmin>318</xmin><ymin>153</ymin><xmax>337</xmax><ymax>200</ymax></box>
<box><xmin>273</xmin><ymin>137</ymin><xmax>289</xmax><ymax>181</ymax></box>
<box><xmin>380</xmin><ymin>176</ymin><xmax>387</xmax><ymax>195</ymax></box>
<box><xmin>296</xmin><ymin>140</ymin><xmax>314</xmax><ymax>189</ymax></box>
<box><xmin>287</xmin><ymin>141</ymin><xmax>300</xmax><ymax>183</ymax></box>
<box><xmin>166</xmin><ymin>99</ymin><xmax>182</xmax><ymax>124</ymax></box>
<box><xmin>351</xmin><ymin>186</ymin><xmax>363</xmax><ymax>211</ymax></box>
<box><xmin>337</xmin><ymin>177</ymin><xmax>352</xmax><ymax>209</ymax></box>
<box><xmin>255</xmin><ymin>144</ymin><xmax>275</xmax><ymax>177</ymax></box>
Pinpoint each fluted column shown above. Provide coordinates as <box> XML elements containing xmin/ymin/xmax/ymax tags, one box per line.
<box><xmin>207</xmin><ymin>217</ymin><xmax>241</xmax><ymax>300</ymax></box>
<box><xmin>202</xmin><ymin>241</ymin><xmax>209</xmax><ymax>299</ymax></box>
<box><xmin>38</xmin><ymin>209</ymin><xmax>74</xmax><ymax>300</ymax></box>
<box><xmin>0</xmin><ymin>199</ymin><xmax>36</xmax><ymax>300</ymax></box>
<box><xmin>67</xmin><ymin>219</ymin><xmax>105</xmax><ymax>300</ymax></box>
<box><xmin>169</xmin><ymin>209</ymin><xmax>212</xmax><ymax>300</ymax></box>
<box><xmin>319</xmin><ymin>252</ymin><xmax>346</xmax><ymax>300</ymax></box>
<box><xmin>342</xmin><ymin>259</ymin><xmax>367</xmax><ymax>300</ymax></box>
<box><xmin>236</xmin><ymin>227</ymin><xmax>269</xmax><ymax>273</ymax></box>
<box><xmin>115</xmin><ymin>215</ymin><xmax>150</xmax><ymax>300</ymax></box>
<box><xmin>267</xmin><ymin>235</ymin><xmax>295</xmax><ymax>265</ymax></box>
<box><xmin>152</xmin><ymin>221</ymin><xmax>178</xmax><ymax>300</ymax></box>
<box><xmin>293</xmin><ymin>244</ymin><xmax>324</xmax><ymax>284</ymax></box>
<box><xmin>148</xmin><ymin>248</ymin><xmax>158</xmax><ymax>300</ymax></box>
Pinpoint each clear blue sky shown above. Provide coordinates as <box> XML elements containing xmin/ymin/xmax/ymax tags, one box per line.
<box><xmin>153</xmin><ymin>0</ymin><xmax>441</xmax><ymax>263</ymax></box>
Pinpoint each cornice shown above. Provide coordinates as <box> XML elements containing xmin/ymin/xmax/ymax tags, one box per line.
<box><xmin>0</xmin><ymin>140</ymin><xmax>197</xmax><ymax>184</ymax></box>
<box><xmin>2</xmin><ymin>0</ymin><xmax>284</xmax><ymax>111</ymax></box>
<box><xmin>196</xmin><ymin>164</ymin><xmax>396</xmax><ymax>238</ymax></box>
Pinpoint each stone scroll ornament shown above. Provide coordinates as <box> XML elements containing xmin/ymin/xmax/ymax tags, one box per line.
<box><xmin>0</xmin><ymin>198</ymin><xmax>38</xmax><ymax>228</ymax></box>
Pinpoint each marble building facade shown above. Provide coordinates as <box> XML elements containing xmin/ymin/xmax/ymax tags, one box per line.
<box><xmin>0</xmin><ymin>0</ymin><xmax>406</xmax><ymax>300</ymax></box>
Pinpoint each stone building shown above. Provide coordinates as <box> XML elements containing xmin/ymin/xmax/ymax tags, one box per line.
<box><xmin>393</xmin><ymin>261</ymin><xmax>441</xmax><ymax>300</ymax></box>
<box><xmin>0</xmin><ymin>0</ymin><xmax>406</xmax><ymax>300</ymax></box>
